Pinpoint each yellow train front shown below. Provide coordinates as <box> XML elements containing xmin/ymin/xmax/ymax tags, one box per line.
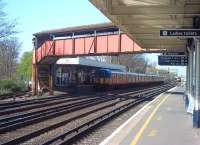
<box><xmin>94</xmin><ymin>69</ymin><xmax>166</xmax><ymax>90</ymax></box>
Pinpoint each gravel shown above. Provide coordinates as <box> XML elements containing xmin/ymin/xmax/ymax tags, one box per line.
<box><xmin>0</xmin><ymin>86</ymin><xmax>163</xmax><ymax>145</ymax></box>
<box><xmin>0</xmin><ymin>98</ymin><xmax>120</xmax><ymax>144</ymax></box>
<box><xmin>21</xmin><ymin>99</ymin><xmax>132</xmax><ymax>145</ymax></box>
<box><xmin>72</xmin><ymin>101</ymin><xmax>149</xmax><ymax>145</ymax></box>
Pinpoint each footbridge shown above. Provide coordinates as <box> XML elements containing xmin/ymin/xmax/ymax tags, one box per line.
<box><xmin>32</xmin><ymin>23</ymin><xmax>184</xmax><ymax>97</ymax></box>
<box><xmin>33</xmin><ymin>23</ymin><xmax>182</xmax><ymax>65</ymax></box>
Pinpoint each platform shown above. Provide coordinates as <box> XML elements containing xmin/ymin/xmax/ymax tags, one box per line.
<box><xmin>100</xmin><ymin>87</ymin><xmax>200</xmax><ymax>145</ymax></box>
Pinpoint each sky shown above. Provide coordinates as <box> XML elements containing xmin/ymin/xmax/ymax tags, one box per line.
<box><xmin>5</xmin><ymin>0</ymin><xmax>110</xmax><ymax>56</ymax></box>
<box><xmin>147</xmin><ymin>54</ymin><xmax>186</xmax><ymax>77</ymax></box>
<box><xmin>4</xmin><ymin>0</ymin><xmax>185</xmax><ymax>76</ymax></box>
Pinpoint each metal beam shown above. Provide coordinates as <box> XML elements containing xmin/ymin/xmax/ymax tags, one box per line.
<box><xmin>137</xmin><ymin>39</ymin><xmax>185</xmax><ymax>43</ymax></box>
<box><xmin>188</xmin><ymin>48</ymin><xmax>194</xmax><ymax>112</ymax></box>
<box><xmin>124</xmin><ymin>24</ymin><xmax>192</xmax><ymax>28</ymax></box>
<box><xmin>119</xmin><ymin>14</ymin><xmax>187</xmax><ymax>21</ymax></box>
<box><xmin>129</xmin><ymin>34</ymin><xmax>186</xmax><ymax>40</ymax></box>
<box><xmin>142</xmin><ymin>48</ymin><xmax>185</xmax><ymax>52</ymax></box>
<box><xmin>194</xmin><ymin>39</ymin><xmax>200</xmax><ymax>127</ymax></box>
<box><xmin>121</xmin><ymin>18</ymin><xmax>192</xmax><ymax>26</ymax></box>
<box><xmin>111</xmin><ymin>5</ymin><xmax>200</xmax><ymax>15</ymax></box>
<box><xmin>142</xmin><ymin>45</ymin><xmax>186</xmax><ymax>49</ymax></box>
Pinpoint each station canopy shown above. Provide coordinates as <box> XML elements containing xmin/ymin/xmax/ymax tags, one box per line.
<box><xmin>90</xmin><ymin>0</ymin><xmax>200</xmax><ymax>52</ymax></box>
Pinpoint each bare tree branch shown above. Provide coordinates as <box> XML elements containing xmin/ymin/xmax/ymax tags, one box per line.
<box><xmin>0</xmin><ymin>38</ymin><xmax>21</xmax><ymax>79</ymax></box>
<box><xmin>0</xmin><ymin>0</ymin><xmax>17</xmax><ymax>40</ymax></box>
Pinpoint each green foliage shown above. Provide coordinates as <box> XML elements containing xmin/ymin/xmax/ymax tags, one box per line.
<box><xmin>0</xmin><ymin>79</ymin><xmax>26</xmax><ymax>94</ymax></box>
<box><xmin>17</xmin><ymin>51</ymin><xmax>32</xmax><ymax>81</ymax></box>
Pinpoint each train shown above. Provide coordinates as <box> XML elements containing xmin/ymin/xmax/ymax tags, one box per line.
<box><xmin>94</xmin><ymin>69</ymin><xmax>167</xmax><ymax>89</ymax></box>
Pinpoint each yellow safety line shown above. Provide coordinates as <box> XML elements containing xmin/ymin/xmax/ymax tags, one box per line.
<box><xmin>130</xmin><ymin>94</ymin><xmax>170</xmax><ymax>145</ymax></box>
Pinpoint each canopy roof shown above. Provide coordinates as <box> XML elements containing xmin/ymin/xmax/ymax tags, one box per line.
<box><xmin>90</xmin><ymin>0</ymin><xmax>200</xmax><ymax>52</ymax></box>
<box><xmin>34</xmin><ymin>23</ymin><xmax>118</xmax><ymax>38</ymax></box>
<box><xmin>56</xmin><ymin>57</ymin><xmax>126</xmax><ymax>71</ymax></box>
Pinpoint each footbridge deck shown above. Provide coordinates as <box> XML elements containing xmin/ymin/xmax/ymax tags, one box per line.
<box><xmin>33</xmin><ymin>23</ymin><xmax>182</xmax><ymax>64</ymax></box>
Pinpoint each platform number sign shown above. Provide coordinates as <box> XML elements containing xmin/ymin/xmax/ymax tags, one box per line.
<box><xmin>160</xmin><ymin>29</ymin><xmax>200</xmax><ymax>38</ymax></box>
<box><xmin>161</xmin><ymin>30</ymin><xmax>168</xmax><ymax>36</ymax></box>
<box><xmin>158</xmin><ymin>55</ymin><xmax>188</xmax><ymax>66</ymax></box>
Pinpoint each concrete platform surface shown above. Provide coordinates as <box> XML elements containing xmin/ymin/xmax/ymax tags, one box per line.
<box><xmin>100</xmin><ymin>87</ymin><xmax>200</xmax><ymax>145</ymax></box>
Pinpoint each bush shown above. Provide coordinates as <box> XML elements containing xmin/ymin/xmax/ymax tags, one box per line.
<box><xmin>0</xmin><ymin>79</ymin><xmax>26</xmax><ymax>94</ymax></box>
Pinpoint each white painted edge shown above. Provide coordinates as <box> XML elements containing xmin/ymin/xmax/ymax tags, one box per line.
<box><xmin>99</xmin><ymin>86</ymin><xmax>177</xmax><ymax>145</ymax></box>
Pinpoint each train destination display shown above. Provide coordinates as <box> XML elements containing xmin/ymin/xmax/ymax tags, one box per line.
<box><xmin>158</xmin><ymin>55</ymin><xmax>188</xmax><ymax>66</ymax></box>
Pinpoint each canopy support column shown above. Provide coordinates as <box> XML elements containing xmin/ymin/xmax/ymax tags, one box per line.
<box><xmin>32</xmin><ymin>64</ymin><xmax>38</xmax><ymax>96</ymax></box>
<box><xmin>194</xmin><ymin>39</ymin><xmax>200</xmax><ymax>128</ymax></box>
<box><xmin>49</xmin><ymin>64</ymin><xmax>54</xmax><ymax>95</ymax></box>
<box><xmin>187</xmin><ymin>47</ymin><xmax>194</xmax><ymax>114</ymax></box>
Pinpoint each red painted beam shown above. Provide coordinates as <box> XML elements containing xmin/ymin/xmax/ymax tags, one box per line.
<box><xmin>33</xmin><ymin>34</ymin><xmax>143</xmax><ymax>64</ymax></box>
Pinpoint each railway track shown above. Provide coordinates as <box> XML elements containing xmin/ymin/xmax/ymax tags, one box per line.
<box><xmin>0</xmin><ymin>97</ymin><xmax>119</xmax><ymax>133</ymax></box>
<box><xmin>0</xmin><ymin>93</ymin><xmax>75</xmax><ymax>109</ymax></box>
<box><xmin>0</xmin><ymin>83</ymin><xmax>170</xmax><ymax>131</ymax></box>
<box><xmin>0</xmin><ymin>91</ymin><xmax>31</xmax><ymax>100</ymax></box>
<box><xmin>0</xmin><ymin>83</ymin><xmax>175</xmax><ymax>145</ymax></box>
<box><xmin>0</xmin><ymin>83</ymin><xmax>164</xmax><ymax>114</ymax></box>
<box><xmin>41</xmin><ymin>84</ymin><xmax>173</xmax><ymax>145</ymax></box>
<box><xmin>0</xmin><ymin>87</ymin><xmax>139</xmax><ymax>110</ymax></box>
<box><xmin>0</xmin><ymin>95</ymin><xmax>103</xmax><ymax>115</ymax></box>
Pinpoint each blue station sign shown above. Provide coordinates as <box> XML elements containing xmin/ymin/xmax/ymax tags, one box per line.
<box><xmin>160</xmin><ymin>29</ymin><xmax>200</xmax><ymax>38</ymax></box>
<box><xmin>158</xmin><ymin>55</ymin><xmax>188</xmax><ymax>66</ymax></box>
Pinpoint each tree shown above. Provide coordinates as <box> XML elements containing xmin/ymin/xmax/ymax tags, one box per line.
<box><xmin>0</xmin><ymin>0</ymin><xmax>17</xmax><ymax>40</ymax></box>
<box><xmin>0</xmin><ymin>38</ymin><xmax>21</xmax><ymax>79</ymax></box>
<box><xmin>0</xmin><ymin>0</ymin><xmax>19</xmax><ymax>80</ymax></box>
<box><xmin>110</xmin><ymin>54</ymin><xmax>147</xmax><ymax>73</ymax></box>
<box><xmin>17</xmin><ymin>51</ymin><xmax>33</xmax><ymax>81</ymax></box>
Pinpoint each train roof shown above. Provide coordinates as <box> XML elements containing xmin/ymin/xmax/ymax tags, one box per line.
<box><xmin>33</xmin><ymin>23</ymin><xmax>118</xmax><ymax>38</ymax></box>
<box><xmin>97</xmin><ymin>69</ymin><xmax>161</xmax><ymax>77</ymax></box>
<box><xmin>56</xmin><ymin>57</ymin><xmax>126</xmax><ymax>71</ymax></box>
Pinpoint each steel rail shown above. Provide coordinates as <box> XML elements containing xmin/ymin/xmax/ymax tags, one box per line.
<box><xmin>1</xmin><ymin>83</ymin><xmax>174</xmax><ymax>145</ymax></box>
